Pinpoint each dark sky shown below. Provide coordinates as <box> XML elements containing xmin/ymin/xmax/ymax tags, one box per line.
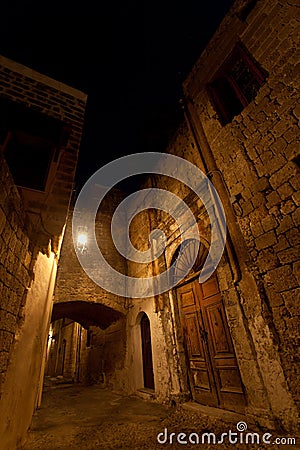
<box><xmin>0</xmin><ymin>0</ymin><xmax>234</xmax><ymax>190</ymax></box>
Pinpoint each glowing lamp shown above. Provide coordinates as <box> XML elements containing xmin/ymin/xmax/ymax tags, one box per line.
<box><xmin>76</xmin><ymin>226</ymin><xmax>88</xmax><ymax>253</ymax></box>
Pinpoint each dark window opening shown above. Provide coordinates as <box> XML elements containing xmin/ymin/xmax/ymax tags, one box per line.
<box><xmin>207</xmin><ymin>43</ymin><xmax>268</xmax><ymax>125</ymax></box>
<box><xmin>0</xmin><ymin>97</ymin><xmax>70</xmax><ymax>191</ymax></box>
<box><xmin>5</xmin><ymin>131</ymin><xmax>55</xmax><ymax>191</ymax></box>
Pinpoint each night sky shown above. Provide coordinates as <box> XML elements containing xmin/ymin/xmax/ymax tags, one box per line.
<box><xmin>0</xmin><ymin>0</ymin><xmax>234</xmax><ymax>191</ymax></box>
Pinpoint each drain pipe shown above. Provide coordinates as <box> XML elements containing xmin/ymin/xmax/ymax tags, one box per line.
<box><xmin>181</xmin><ymin>96</ymin><xmax>245</xmax><ymax>283</ymax></box>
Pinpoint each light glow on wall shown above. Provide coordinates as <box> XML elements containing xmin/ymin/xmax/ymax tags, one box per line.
<box><xmin>76</xmin><ymin>226</ymin><xmax>88</xmax><ymax>253</ymax></box>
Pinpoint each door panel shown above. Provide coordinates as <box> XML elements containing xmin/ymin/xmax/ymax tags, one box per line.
<box><xmin>177</xmin><ymin>282</ymin><xmax>219</xmax><ymax>407</ymax></box>
<box><xmin>176</xmin><ymin>276</ymin><xmax>246</xmax><ymax>412</ymax></box>
<box><xmin>205</xmin><ymin>300</ymin><xmax>232</xmax><ymax>354</ymax></box>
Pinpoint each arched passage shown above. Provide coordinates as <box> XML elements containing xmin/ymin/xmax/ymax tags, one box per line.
<box><xmin>51</xmin><ymin>301</ymin><xmax>125</xmax><ymax>330</ymax></box>
<box><xmin>46</xmin><ymin>301</ymin><xmax>126</xmax><ymax>385</ymax></box>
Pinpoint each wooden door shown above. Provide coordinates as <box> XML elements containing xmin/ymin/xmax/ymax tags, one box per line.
<box><xmin>141</xmin><ymin>314</ymin><xmax>155</xmax><ymax>390</ymax></box>
<box><xmin>176</xmin><ymin>276</ymin><xmax>245</xmax><ymax>412</ymax></box>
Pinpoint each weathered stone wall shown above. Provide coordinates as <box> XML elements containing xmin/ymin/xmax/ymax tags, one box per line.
<box><xmin>182</xmin><ymin>0</ymin><xmax>299</xmax><ymax>431</ymax></box>
<box><xmin>0</xmin><ymin>54</ymin><xmax>86</xmax><ymax>247</ymax></box>
<box><xmin>122</xmin><ymin>0</ymin><xmax>299</xmax><ymax>432</ymax></box>
<box><xmin>53</xmin><ymin>189</ymin><xmax>128</xmax><ymax>391</ymax></box>
<box><xmin>46</xmin><ymin>316</ymin><xmax>127</xmax><ymax>390</ymax></box>
<box><xmin>16</xmin><ymin>0</ymin><xmax>297</xmax><ymax>437</ymax></box>
<box><xmin>0</xmin><ymin>161</ymin><xmax>58</xmax><ymax>446</ymax></box>
<box><xmin>54</xmin><ymin>188</ymin><xmax>127</xmax><ymax>314</ymax></box>
<box><xmin>0</xmin><ymin>239</ymin><xmax>58</xmax><ymax>450</ymax></box>
<box><xmin>47</xmin><ymin>319</ymin><xmax>78</xmax><ymax>380</ymax></box>
<box><xmin>79</xmin><ymin>319</ymin><xmax>126</xmax><ymax>388</ymax></box>
<box><xmin>0</xmin><ymin>55</ymin><xmax>86</xmax><ymax>449</ymax></box>
<box><xmin>123</xmin><ymin>127</ymin><xmax>213</xmax><ymax>405</ymax></box>
<box><xmin>46</xmin><ymin>319</ymin><xmax>85</xmax><ymax>381</ymax></box>
<box><xmin>0</xmin><ymin>155</ymin><xmax>33</xmax><ymax>391</ymax></box>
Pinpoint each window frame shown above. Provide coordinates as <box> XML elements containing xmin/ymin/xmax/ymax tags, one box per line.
<box><xmin>207</xmin><ymin>43</ymin><xmax>268</xmax><ymax>125</ymax></box>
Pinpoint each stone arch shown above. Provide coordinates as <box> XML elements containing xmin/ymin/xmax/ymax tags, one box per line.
<box><xmin>135</xmin><ymin>310</ymin><xmax>146</xmax><ymax>326</ymax></box>
<box><xmin>51</xmin><ymin>300</ymin><xmax>125</xmax><ymax>330</ymax></box>
<box><xmin>48</xmin><ymin>301</ymin><xmax>126</xmax><ymax>384</ymax></box>
<box><xmin>170</xmin><ymin>238</ymin><xmax>211</xmax><ymax>286</ymax></box>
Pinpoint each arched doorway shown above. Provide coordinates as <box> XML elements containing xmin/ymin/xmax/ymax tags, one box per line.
<box><xmin>172</xmin><ymin>239</ymin><xmax>246</xmax><ymax>413</ymax></box>
<box><xmin>140</xmin><ymin>313</ymin><xmax>155</xmax><ymax>390</ymax></box>
<box><xmin>56</xmin><ymin>338</ymin><xmax>66</xmax><ymax>376</ymax></box>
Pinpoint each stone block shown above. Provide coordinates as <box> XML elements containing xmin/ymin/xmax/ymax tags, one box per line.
<box><xmin>256</xmin><ymin>249</ymin><xmax>279</xmax><ymax>272</ymax></box>
<box><xmin>285</xmin><ymin>228</ymin><xmax>300</xmax><ymax>247</ymax></box>
<box><xmin>261</xmin><ymin>215</ymin><xmax>278</xmax><ymax>232</ymax></box>
<box><xmin>292</xmin><ymin>207</ymin><xmax>300</xmax><ymax>226</ymax></box>
<box><xmin>277</xmin><ymin>182</ymin><xmax>294</xmax><ymax>200</ymax></box>
<box><xmin>265</xmin><ymin>265</ymin><xmax>298</xmax><ymax>292</ymax></box>
<box><xmin>0</xmin><ymin>309</ymin><xmax>17</xmax><ymax>334</ymax></box>
<box><xmin>292</xmin><ymin>191</ymin><xmax>300</xmax><ymax>206</ymax></box>
<box><xmin>251</xmin><ymin>221</ymin><xmax>264</xmax><ymax>237</ymax></box>
<box><xmin>270</xmin><ymin>137</ymin><xmax>288</xmax><ymax>154</ymax></box>
<box><xmin>283</xmin><ymin>125</ymin><xmax>299</xmax><ymax>144</ymax></box>
<box><xmin>252</xmin><ymin>176</ymin><xmax>270</xmax><ymax>193</ymax></box>
<box><xmin>0</xmin><ymin>330</ymin><xmax>14</xmax><ymax>352</ymax></box>
<box><xmin>273</xmin><ymin>235</ymin><xmax>290</xmax><ymax>252</ymax></box>
<box><xmin>280</xmin><ymin>199</ymin><xmax>296</xmax><ymax>215</ymax></box>
<box><xmin>290</xmin><ymin>98</ymin><xmax>300</xmax><ymax>117</ymax></box>
<box><xmin>276</xmin><ymin>215</ymin><xmax>294</xmax><ymax>235</ymax></box>
<box><xmin>269</xmin><ymin>162</ymin><xmax>297</xmax><ymax>189</ymax></box>
<box><xmin>278</xmin><ymin>246</ymin><xmax>300</xmax><ymax>264</ymax></box>
<box><xmin>0</xmin><ymin>351</ymin><xmax>9</xmax><ymax>372</ymax></box>
<box><xmin>265</xmin><ymin>286</ymin><xmax>284</xmax><ymax>308</ymax></box>
<box><xmin>255</xmin><ymin>230</ymin><xmax>277</xmax><ymax>250</ymax></box>
<box><xmin>266</xmin><ymin>191</ymin><xmax>281</xmax><ymax>208</ymax></box>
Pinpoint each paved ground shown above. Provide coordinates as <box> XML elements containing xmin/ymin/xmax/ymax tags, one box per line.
<box><xmin>21</xmin><ymin>382</ymin><xmax>299</xmax><ymax>450</ymax></box>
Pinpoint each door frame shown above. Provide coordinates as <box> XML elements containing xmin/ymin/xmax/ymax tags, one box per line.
<box><xmin>174</xmin><ymin>272</ymin><xmax>246</xmax><ymax>413</ymax></box>
<box><xmin>140</xmin><ymin>313</ymin><xmax>155</xmax><ymax>390</ymax></box>
<box><xmin>176</xmin><ymin>278</ymin><xmax>220</xmax><ymax>407</ymax></box>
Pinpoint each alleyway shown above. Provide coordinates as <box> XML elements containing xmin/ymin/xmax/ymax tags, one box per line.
<box><xmin>21</xmin><ymin>381</ymin><xmax>298</xmax><ymax>450</ymax></box>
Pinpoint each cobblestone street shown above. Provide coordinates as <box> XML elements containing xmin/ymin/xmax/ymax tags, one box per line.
<box><xmin>21</xmin><ymin>383</ymin><xmax>299</xmax><ymax>450</ymax></box>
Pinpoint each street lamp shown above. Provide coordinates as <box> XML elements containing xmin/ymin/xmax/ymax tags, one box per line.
<box><xmin>76</xmin><ymin>226</ymin><xmax>88</xmax><ymax>253</ymax></box>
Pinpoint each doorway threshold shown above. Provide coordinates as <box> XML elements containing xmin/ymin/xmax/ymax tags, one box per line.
<box><xmin>135</xmin><ymin>388</ymin><xmax>156</xmax><ymax>401</ymax></box>
<box><xmin>182</xmin><ymin>402</ymin><xmax>250</xmax><ymax>425</ymax></box>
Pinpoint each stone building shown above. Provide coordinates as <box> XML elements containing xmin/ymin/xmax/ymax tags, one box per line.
<box><xmin>50</xmin><ymin>0</ymin><xmax>299</xmax><ymax>436</ymax></box>
<box><xmin>0</xmin><ymin>56</ymin><xmax>86</xmax><ymax>449</ymax></box>
<box><xmin>0</xmin><ymin>0</ymin><xmax>299</xmax><ymax>448</ymax></box>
